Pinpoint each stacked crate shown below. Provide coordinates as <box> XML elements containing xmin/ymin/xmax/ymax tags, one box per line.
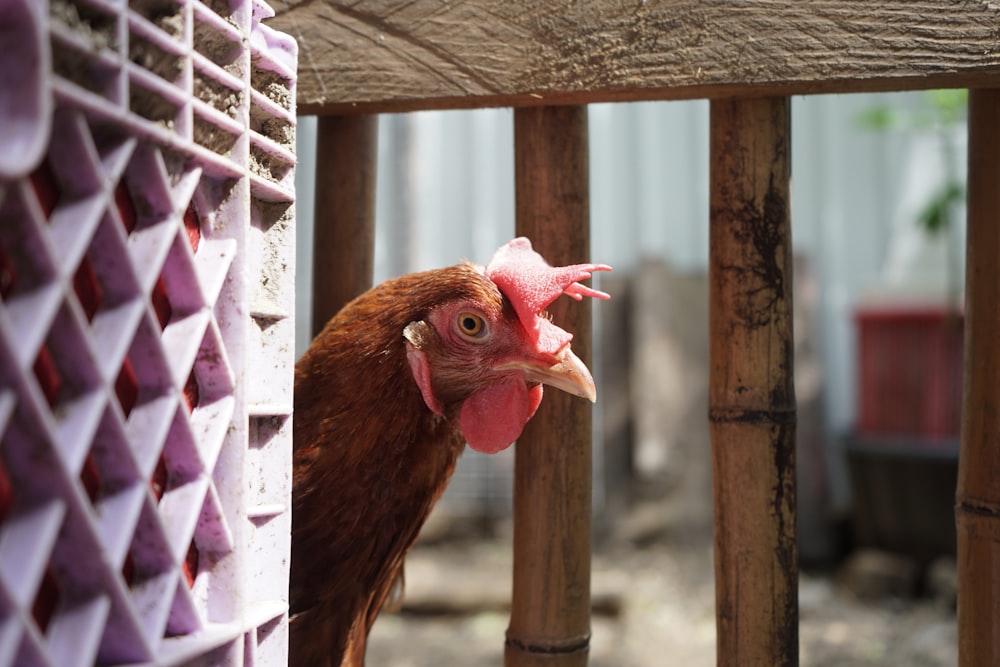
<box><xmin>848</xmin><ymin>304</ymin><xmax>964</xmax><ymax>560</ymax></box>
<box><xmin>0</xmin><ymin>0</ymin><xmax>296</xmax><ymax>664</ymax></box>
<box><xmin>854</xmin><ymin>306</ymin><xmax>964</xmax><ymax>439</ymax></box>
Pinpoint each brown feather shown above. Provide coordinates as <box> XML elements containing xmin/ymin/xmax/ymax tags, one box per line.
<box><xmin>290</xmin><ymin>264</ymin><xmax>504</xmax><ymax>667</ymax></box>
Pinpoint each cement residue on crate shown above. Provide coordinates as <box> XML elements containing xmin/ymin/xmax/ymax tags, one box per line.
<box><xmin>194</xmin><ymin>71</ymin><xmax>244</xmax><ymax>120</ymax></box>
<box><xmin>130</xmin><ymin>80</ymin><xmax>180</xmax><ymax>128</ymax></box>
<box><xmin>52</xmin><ymin>40</ymin><xmax>118</xmax><ymax>98</ymax></box>
<box><xmin>203</xmin><ymin>0</ymin><xmax>240</xmax><ymax>24</ymax></box>
<box><xmin>251</xmin><ymin>65</ymin><xmax>292</xmax><ymax>111</ymax></box>
<box><xmin>252</xmin><ymin>199</ymin><xmax>293</xmax><ymax>313</ymax></box>
<box><xmin>130</xmin><ymin>31</ymin><xmax>187</xmax><ymax>84</ymax></box>
<box><xmin>193</xmin><ymin>115</ymin><xmax>241</xmax><ymax>157</ymax></box>
<box><xmin>250</xmin><ymin>104</ymin><xmax>294</xmax><ymax>149</ymax></box>
<box><xmin>249</xmin><ymin>144</ymin><xmax>292</xmax><ymax>183</ymax></box>
<box><xmin>130</xmin><ymin>0</ymin><xmax>185</xmax><ymax>38</ymax></box>
<box><xmin>51</xmin><ymin>0</ymin><xmax>119</xmax><ymax>51</ymax></box>
<box><xmin>194</xmin><ymin>15</ymin><xmax>245</xmax><ymax>78</ymax></box>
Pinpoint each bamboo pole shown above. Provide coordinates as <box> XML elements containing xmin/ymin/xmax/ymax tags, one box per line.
<box><xmin>311</xmin><ymin>114</ymin><xmax>378</xmax><ymax>336</ymax></box>
<box><xmin>956</xmin><ymin>88</ymin><xmax>1000</xmax><ymax>667</ymax></box>
<box><xmin>708</xmin><ymin>97</ymin><xmax>798</xmax><ymax>667</ymax></box>
<box><xmin>506</xmin><ymin>106</ymin><xmax>592</xmax><ymax>667</ymax></box>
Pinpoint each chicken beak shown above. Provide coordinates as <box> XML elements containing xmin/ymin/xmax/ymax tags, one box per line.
<box><xmin>496</xmin><ymin>346</ymin><xmax>597</xmax><ymax>403</ymax></box>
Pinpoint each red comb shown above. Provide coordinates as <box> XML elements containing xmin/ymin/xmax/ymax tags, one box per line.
<box><xmin>485</xmin><ymin>238</ymin><xmax>611</xmax><ymax>354</ymax></box>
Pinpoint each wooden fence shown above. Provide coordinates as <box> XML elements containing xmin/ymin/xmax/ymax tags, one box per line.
<box><xmin>270</xmin><ymin>2</ymin><xmax>1000</xmax><ymax>665</ymax></box>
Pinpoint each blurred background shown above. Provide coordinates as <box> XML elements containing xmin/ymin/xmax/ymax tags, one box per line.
<box><xmin>294</xmin><ymin>91</ymin><xmax>966</xmax><ymax>666</ymax></box>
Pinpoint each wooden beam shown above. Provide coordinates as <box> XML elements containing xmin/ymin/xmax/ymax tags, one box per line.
<box><xmin>506</xmin><ymin>106</ymin><xmax>592</xmax><ymax>667</ymax></box>
<box><xmin>268</xmin><ymin>0</ymin><xmax>1000</xmax><ymax>114</ymax></box>
<box><xmin>310</xmin><ymin>114</ymin><xmax>377</xmax><ymax>336</ymax></box>
<box><xmin>957</xmin><ymin>87</ymin><xmax>1000</xmax><ymax>667</ymax></box>
<box><xmin>708</xmin><ymin>97</ymin><xmax>797</xmax><ymax>667</ymax></box>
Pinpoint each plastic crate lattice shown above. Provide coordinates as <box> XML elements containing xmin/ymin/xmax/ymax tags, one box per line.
<box><xmin>0</xmin><ymin>0</ymin><xmax>296</xmax><ymax>665</ymax></box>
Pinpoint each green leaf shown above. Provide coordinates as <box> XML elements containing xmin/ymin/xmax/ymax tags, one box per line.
<box><xmin>855</xmin><ymin>105</ymin><xmax>902</xmax><ymax>130</ymax></box>
<box><xmin>917</xmin><ymin>181</ymin><xmax>965</xmax><ymax>235</ymax></box>
<box><xmin>925</xmin><ymin>89</ymin><xmax>968</xmax><ymax>126</ymax></box>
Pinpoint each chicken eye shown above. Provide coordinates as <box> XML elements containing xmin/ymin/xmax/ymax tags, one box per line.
<box><xmin>457</xmin><ymin>313</ymin><xmax>486</xmax><ymax>338</ymax></box>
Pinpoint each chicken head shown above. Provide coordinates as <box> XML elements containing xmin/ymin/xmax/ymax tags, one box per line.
<box><xmin>402</xmin><ymin>237</ymin><xmax>611</xmax><ymax>454</ymax></box>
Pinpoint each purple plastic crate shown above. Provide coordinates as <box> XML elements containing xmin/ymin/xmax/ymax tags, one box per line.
<box><xmin>0</xmin><ymin>0</ymin><xmax>296</xmax><ymax>664</ymax></box>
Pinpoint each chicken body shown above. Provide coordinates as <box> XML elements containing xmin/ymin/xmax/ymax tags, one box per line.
<box><xmin>290</xmin><ymin>240</ymin><xmax>608</xmax><ymax>666</ymax></box>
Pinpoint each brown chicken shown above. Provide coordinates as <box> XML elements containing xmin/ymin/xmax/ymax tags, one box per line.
<box><xmin>290</xmin><ymin>238</ymin><xmax>610</xmax><ymax>666</ymax></box>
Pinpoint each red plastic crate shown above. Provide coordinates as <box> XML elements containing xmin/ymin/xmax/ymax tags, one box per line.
<box><xmin>855</xmin><ymin>305</ymin><xmax>964</xmax><ymax>438</ymax></box>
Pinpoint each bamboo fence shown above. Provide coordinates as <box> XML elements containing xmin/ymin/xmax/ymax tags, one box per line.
<box><xmin>708</xmin><ymin>97</ymin><xmax>798</xmax><ymax>666</ymax></box>
<box><xmin>956</xmin><ymin>88</ymin><xmax>1000</xmax><ymax>667</ymax></box>
<box><xmin>506</xmin><ymin>105</ymin><xmax>594</xmax><ymax>667</ymax></box>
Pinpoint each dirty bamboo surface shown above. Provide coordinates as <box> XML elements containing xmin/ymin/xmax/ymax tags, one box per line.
<box><xmin>956</xmin><ymin>88</ymin><xmax>1000</xmax><ymax>667</ymax></box>
<box><xmin>310</xmin><ymin>114</ymin><xmax>378</xmax><ymax>335</ymax></box>
<box><xmin>708</xmin><ymin>97</ymin><xmax>798</xmax><ymax>666</ymax></box>
<box><xmin>506</xmin><ymin>106</ymin><xmax>593</xmax><ymax>667</ymax></box>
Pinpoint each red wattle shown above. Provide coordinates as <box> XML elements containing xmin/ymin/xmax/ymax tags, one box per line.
<box><xmin>460</xmin><ymin>380</ymin><xmax>536</xmax><ymax>454</ymax></box>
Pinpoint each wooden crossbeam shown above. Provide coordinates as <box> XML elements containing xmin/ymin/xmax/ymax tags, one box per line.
<box><xmin>269</xmin><ymin>0</ymin><xmax>1000</xmax><ymax>114</ymax></box>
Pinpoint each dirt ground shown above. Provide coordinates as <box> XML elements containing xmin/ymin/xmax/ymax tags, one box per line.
<box><xmin>366</xmin><ymin>536</ymin><xmax>957</xmax><ymax>667</ymax></box>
